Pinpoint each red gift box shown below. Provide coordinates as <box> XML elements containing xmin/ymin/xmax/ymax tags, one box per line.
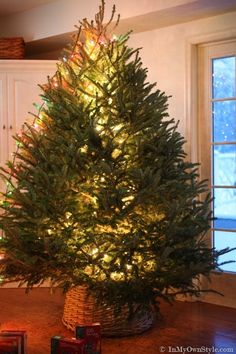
<box><xmin>51</xmin><ymin>336</ymin><xmax>86</xmax><ymax>354</ymax></box>
<box><xmin>0</xmin><ymin>335</ymin><xmax>21</xmax><ymax>354</ymax></box>
<box><xmin>75</xmin><ymin>323</ymin><xmax>101</xmax><ymax>354</ymax></box>
<box><xmin>1</xmin><ymin>330</ymin><xmax>27</xmax><ymax>354</ymax></box>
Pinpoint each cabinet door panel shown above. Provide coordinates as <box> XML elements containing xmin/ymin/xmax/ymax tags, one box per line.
<box><xmin>7</xmin><ymin>71</ymin><xmax>52</xmax><ymax>160</ymax></box>
<box><xmin>0</xmin><ymin>74</ymin><xmax>8</xmax><ymax>194</ymax></box>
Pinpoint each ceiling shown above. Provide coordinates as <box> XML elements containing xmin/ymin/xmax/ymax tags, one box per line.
<box><xmin>0</xmin><ymin>0</ymin><xmax>57</xmax><ymax>16</ymax></box>
<box><xmin>2</xmin><ymin>0</ymin><xmax>236</xmax><ymax>18</ymax></box>
<box><xmin>2</xmin><ymin>0</ymin><xmax>236</xmax><ymax>59</ymax></box>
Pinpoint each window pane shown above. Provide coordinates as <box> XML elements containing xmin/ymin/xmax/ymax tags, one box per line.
<box><xmin>212</xmin><ymin>56</ymin><xmax>235</xmax><ymax>99</ymax></box>
<box><xmin>214</xmin><ymin>218</ymin><xmax>236</xmax><ymax>230</ymax></box>
<box><xmin>213</xmin><ymin>145</ymin><xmax>236</xmax><ymax>186</ymax></box>
<box><xmin>214</xmin><ymin>188</ymin><xmax>236</xmax><ymax>220</ymax></box>
<box><xmin>214</xmin><ymin>231</ymin><xmax>236</xmax><ymax>272</ymax></box>
<box><xmin>212</xmin><ymin>101</ymin><xmax>236</xmax><ymax>142</ymax></box>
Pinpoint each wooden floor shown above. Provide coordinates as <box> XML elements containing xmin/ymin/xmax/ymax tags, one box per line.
<box><xmin>0</xmin><ymin>288</ymin><xmax>236</xmax><ymax>354</ymax></box>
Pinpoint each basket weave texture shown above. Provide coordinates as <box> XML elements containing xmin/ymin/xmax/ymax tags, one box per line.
<box><xmin>62</xmin><ymin>286</ymin><xmax>155</xmax><ymax>337</ymax></box>
<box><xmin>0</xmin><ymin>37</ymin><xmax>25</xmax><ymax>59</ymax></box>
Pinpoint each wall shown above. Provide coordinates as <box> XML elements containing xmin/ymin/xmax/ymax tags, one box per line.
<box><xmin>0</xmin><ymin>0</ymin><xmax>195</xmax><ymax>41</ymax></box>
<box><xmin>1</xmin><ymin>0</ymin><xmax>236</xmax><ymax>42</ymax></box>
<box><xmin>127</xmin><ymin>11</ymin><xmax>236</xmax><ymax>155</ymax></box>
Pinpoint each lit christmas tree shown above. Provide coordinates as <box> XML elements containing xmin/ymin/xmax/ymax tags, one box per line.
<box><xmin>0</xmin><ymin>1</ymin><xmax>230</xmax><ymax>333</ymax></box>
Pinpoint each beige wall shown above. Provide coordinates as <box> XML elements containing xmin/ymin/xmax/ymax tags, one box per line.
<box><xmin>128</xmin><ymin>11</ymin><xmax>236</xmax><ymax>155</ymax></box>
<box><xmin>0</xmin><ymin>0</ymin><xmax>195</xmax><ymax>41</ymax></box>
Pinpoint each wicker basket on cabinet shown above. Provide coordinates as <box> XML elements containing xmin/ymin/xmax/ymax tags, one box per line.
<box><xmin>0</xmin><ymin>37</ymin><xmax>25</xmax><ymax>59</ymax></box>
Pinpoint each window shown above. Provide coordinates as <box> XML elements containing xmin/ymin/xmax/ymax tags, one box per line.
<box><xmin>212</xmin><ymin>54</ymin><xmax>236</xmax><ymax>272</ymax></box>
<box><xmin>198</xmin><ymin>40</ymin><xmax>236</xmax><ymax>273</ymax></box>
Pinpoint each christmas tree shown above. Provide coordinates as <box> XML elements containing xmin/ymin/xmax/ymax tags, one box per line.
<box><xmin>0</xmin><ymin>1</ymin><xmax>230</xmax><ymax>320</ymax></box>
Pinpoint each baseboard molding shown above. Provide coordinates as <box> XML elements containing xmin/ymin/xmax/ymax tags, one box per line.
<box><xmin>1</xmin><ymin>280</ymin><xmax>52</xmax><ymax>288</ymax></box>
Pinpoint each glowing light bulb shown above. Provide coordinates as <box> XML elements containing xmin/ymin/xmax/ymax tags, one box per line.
<box><xmin>80</xmin><ymin>146</ymin><xmax>87</xmax><ymax>153</ymax></box>
<box><xmin>126</xmin><ymin>264</ymin><xmax>132</xmax><ymax>271</ymax></box>
<box><xmin>113</xmin><ymin>124</ymin><xmax>123</xmax><ymax>132</ymax></box>
<box><xmin>110</xmin><ymin>272</ymin><xmax>125</xmax><ymax>281</ymax></box>
<box><xmin>112</xmin><ymin>149</ymin><xmax>121</xmax><ymax>159</ymax></box>
<box><xmin>91</xmin><ymin>248</ymin><xmax>98</xmax><ymax>255</ymax></box>
<box><xmin>100</xmin><ymin>177</ymin><xmax>105</xmax><ymax>182</ymax></box>
<box><xmin>122</xmin><ymin>196</ymin><xmax>134</xmax><ymax>203</ymax></box>
<box><xmin>65</xmin><ymin>212</ymin><xmax>72</xmax><ymax>219</ymax></box>
<box><xmin>103</xmin><ymin>254</ymin><xmax>111</xmax><ymax>262</ymax></box>
<box><xmin>96</xmin><ymin>125</ymin><xmax>103</xmax><ymax>132</ymax></box>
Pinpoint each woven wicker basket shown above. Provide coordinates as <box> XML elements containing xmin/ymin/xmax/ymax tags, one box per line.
<box><xmin>0</xmin><ymin>37</ymin><xmax>25</xmax><ymax>59</ymax></box>
<box><xmin>62</xmin><ymin>286</ymin><xmax>155</xmax><ymax>337</ymax></box>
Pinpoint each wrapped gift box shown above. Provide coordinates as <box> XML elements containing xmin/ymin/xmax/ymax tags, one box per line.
<box><xmin>1</xmin><ymin>330</ymin><xmax>27</xmax><ymax>354</ymax></box>
<box><xmin>75</xmin><ymin>323</ymin><xmax>101</xmax><ymax>354</ymax></box>
<box><xmin>0</xmin><ymin>335</ymin><xmax>21</xmax><ymax>354</ymax></box>
<box><xmin>51</xmin><ymin>336</ymin><xmax>86</xmax><ymax>354</ymax></box>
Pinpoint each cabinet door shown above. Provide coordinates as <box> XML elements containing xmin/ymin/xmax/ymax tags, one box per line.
<box><xmin>0</xmin><ymin>73</ymin><xmax>8</xmax><ymax>194</ymax></box>
<box><xmin>7</xmin><ymin>70</ymin><xmax>54</xmax><ymax>162</ymax></box>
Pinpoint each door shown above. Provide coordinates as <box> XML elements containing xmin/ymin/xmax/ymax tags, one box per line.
<box><xmin>198</xmin><ymin>39</ymin><xmax>236</xmax><ymax>308</ymax></box>
<box><xmin>0</xmin><ymin>73</ymin><xmax>8</xmax><ymax>194</ymax></box>
<box><xmin>0</xmin><ymin>62</ymin><xmax>56</xmax><ymax>196</ymax></box>
<box><xmin>7</xmin><ymin>70</ymin><xmax>54</xmax><ymax>162</ymax></box>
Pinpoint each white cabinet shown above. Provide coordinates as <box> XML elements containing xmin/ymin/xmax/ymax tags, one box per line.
<box><xmin>0</xmin><ymin>60</ymin><xmax>57</xmax><ymax>193</ymax></box>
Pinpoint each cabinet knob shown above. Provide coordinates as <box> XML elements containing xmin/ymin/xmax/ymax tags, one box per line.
<box><xmin>3</xmin><ymin>125</ymin><xmax>6</xmax><ymax>130</ymax></box>
<box><xmin>9</xmin><ymin>125</ymin><xmax>12</xmax><ymax>130</ymax></box>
